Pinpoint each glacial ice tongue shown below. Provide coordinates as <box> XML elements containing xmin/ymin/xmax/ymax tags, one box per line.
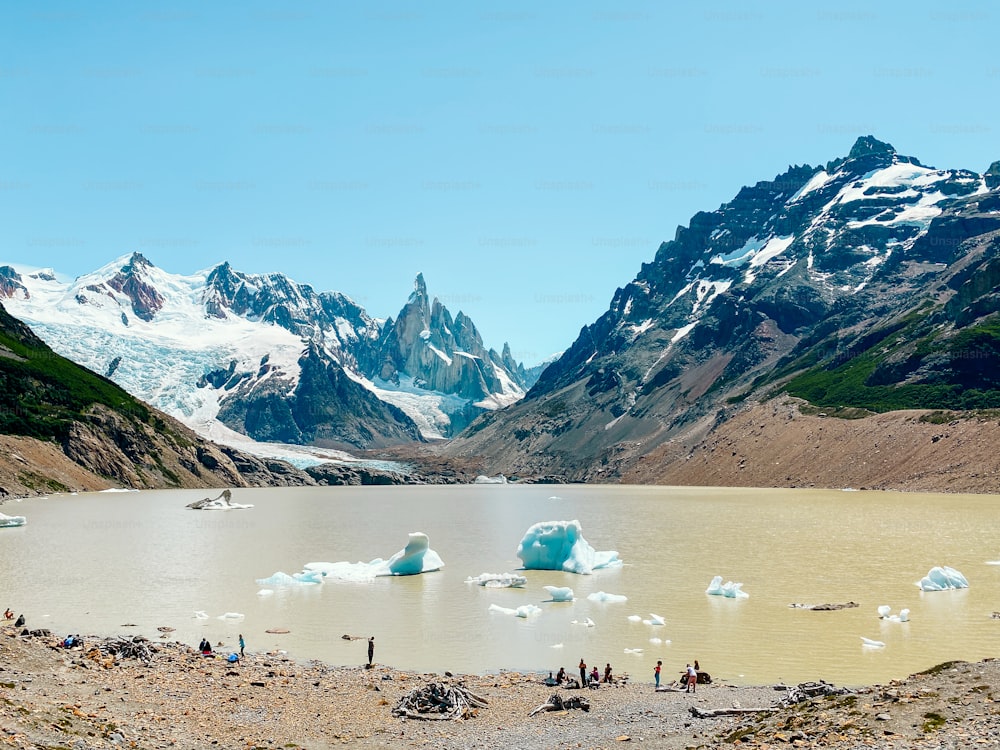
<box><xmin>706</xmin><ymin>575</ymin><xmax>749</xmax><ymax>599</ymax></box>
<box><xmin>515</xmin><ymin>520</ymin><xmax>622</xmax><ymax>575</ymax></box>
<box><xmin>257</xmin><ymin>532</ymin><xmax>444</xmax><ymax>585</ymax></box>
<box><xmin>917</xmin><ymin>565</ymin><xmax>968</xmax><ymax>591</ymax></box>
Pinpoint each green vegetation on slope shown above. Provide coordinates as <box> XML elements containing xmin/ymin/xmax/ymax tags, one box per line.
<box><xmin>0</xmin><ymin>307</ymin><xmax>150</xmax><ymax>440</ymax></box>
<box><xmin>783</xmin><ymin>313</ymin><xmax>1000</xmax><ymax>412</ymax></box>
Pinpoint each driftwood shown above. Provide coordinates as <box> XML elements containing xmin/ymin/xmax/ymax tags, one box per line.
<box><xmin>81</xmin><ymin>635</ymin><xmax>154</xmax><ymax>666</ymax></box>
<box><xmin>529</xmin><ymin>693</ymin><xmax>591</xmax><ymax>716</ymax></box>
<box><xmin>780</xmin><ymin>681</ymin><xmax>852</xmax><ymax>705</ymax></box>
<box><xmin>690</xmin><ymin>706</ymin><xmax>772</xmax><ymax>719</ymax></box>
<box><xmin>789</xmin><ymin>602</ymin><xmax>860</xmax><ymax>611</ymax></box>
<box><xmin>392</xmin><ymin>682</ymin><xmax>489</xmax><ymax>721</ymax></box>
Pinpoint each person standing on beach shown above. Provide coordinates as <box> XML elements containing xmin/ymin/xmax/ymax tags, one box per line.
<box><xmin>654</xmin><ymin>660</ymin><xmax>661</xmax><ymax>688</ymax></box>
<box><xmin>579</xmin><ymin>658</ymin><xmax>587</xmax><ymax>687</ymax></box>
<box><xmin>239</xmin><ymin>634</ymin><xmax>245</xmax><ymax>658</ymax></box>
<box><xmin>367</xmin><ymin>636</ymin><xmax>374</xmax><ymax>667</ymax></box>
<box><xmin>686</xmin><ymin>663</ymin><xmax>698</xmax><ymax>693</ymax></box>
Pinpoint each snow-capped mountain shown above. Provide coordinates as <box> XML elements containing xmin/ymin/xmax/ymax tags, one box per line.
<box><xmin>1</xmin><ymin>255</ymin><xmax>529</xmax><ymax>449</ymax></box>
<box><xmin>450</xmin><ymin>136</ymin><xmax>1000</xmax><ymax>480</ymax></box>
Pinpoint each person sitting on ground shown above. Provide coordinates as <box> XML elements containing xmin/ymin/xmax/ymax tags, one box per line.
<box><xmin>603</xmin><ymin>663</ymin><xmax>613</xmax><ymax>683</ymax></box>
<box><xmin>3</xmin><ymin>608</ymin><xmax>12</xmax><ymax>620</ymax></box>
<box><xmin>555</xmin><ymin>667</ymin><xmax>567</xmax><ymax>684</ymax></box>
<box><xmin>544</xmin><ymin>671</ymin><xmax>558</xmax><ymax>686</ymax></box>
<box><xmin>227</xmin><ymin>652</ymin><xmax>240</xmax><ymax>665</ymax></box>
<box><xmin>589</xmin><ymin>666</ymin><xmax>600</xmax><ymax>686</ymax></box>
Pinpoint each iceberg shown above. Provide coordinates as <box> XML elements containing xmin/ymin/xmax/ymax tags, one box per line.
<box><xmin>466</xmin><ymin>572</ymin><xmax>528</xmax><ymax>588</ymax></box>
<box><xmin>488</xmin><ymin>603</ymin><xmax>541</xmax><ymax>618</ymax></box>
<box><xmin>474</xmin><ymin>474</ymin><xmax>507</xmax><ymax>484</ymax></box>
<box><xmin>0</xmin><ymin>512</ymin><xmax>26</xmax><ymax>528</ymax></box>
<box><xmin>259</xmin><ymin>532</ymin><xmax>444</xmax><ymax>585</ymax></box>
<box><xmin>877</xmin><ymin>605</ymin><xmax>910</xmax><ymax>622</ymax></box>
<box><xmin>860</xmin><ymin>636</ymin><xmax>885</xmax><ymax>648</ymax></box>
<box><xmin>543</xmin><ymin>586</ymin><xmax>575</xmax><ymax>602</ymax></box>
<box><xmin>917</xmin><ymin>565</ymin><xmax>968</xmax><ymax>591</ymax></box>
<box><xmin>706</xmin><ymin>575</ymin><xmax>749</xmax><ymax>599</ymax></box>
<box><xmin>516</xmin><ymin>520</ymin><xmax>622</xmax><ymax>575</ymax></box>
<box><xmin>255</xmin><ymin>570</ymin><xmax>324</xmax><ymax>586</ymax></box>
<box><xmin>587</xmin><ymin>591</ymin><xmax>627</xmax><ymax>603</ymax></box>
<box><xmin>186</xmin><ymin>489</ymin><xmax>253</xmax><ymax>510</ymax></box>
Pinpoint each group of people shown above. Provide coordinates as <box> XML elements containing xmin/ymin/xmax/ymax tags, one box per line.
<box><xmin>547</xmin><ymin>659</ymin><xmax>617</xmax><ymax>688</ymax></box>
<box><xmin>653</xmin><ymin>659</ymin><xmax>701</xmax><ymax>692</ymax></box>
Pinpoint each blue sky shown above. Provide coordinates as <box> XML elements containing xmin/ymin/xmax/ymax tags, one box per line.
<box><xmin>2</xmin><ymin>1</ymin><xmax>997</xmax><ymax>365</ymax></box>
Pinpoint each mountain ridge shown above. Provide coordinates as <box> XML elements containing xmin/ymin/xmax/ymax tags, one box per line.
<box><xmin>443</xmin><ymin>136</ymin><xmax>1000</xmax><ymax>489</ymax></box>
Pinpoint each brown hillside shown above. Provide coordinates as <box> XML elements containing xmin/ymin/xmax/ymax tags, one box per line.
<box><xmin>624</xmin><ymin>396</ymin><xmax>1000</xmax><ymax>494</ymax></box>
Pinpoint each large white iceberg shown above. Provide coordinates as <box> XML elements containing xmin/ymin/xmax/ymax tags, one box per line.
<box><xmin>257</xmin><ymin>532</ymin><xmax>444</xmax><ymax>585</ymax></box>
<box><xmin>516</xmin><ymin>520</ymin><xmax>622</xmax><ymax>575</ymax></box>
<box><xmin>706</xmin><ymin>575</ymin><xmax>749</xmax><ymax>599</ymax></box>
<box><xmin>917</xmin><ymin>566</ymin><xmax>968</xmax><ymax>591</ymax></box>
<box><xmin>466</xmin><ymin>572</ymin><xmax>527</xmax><ymax>588</ymax></box>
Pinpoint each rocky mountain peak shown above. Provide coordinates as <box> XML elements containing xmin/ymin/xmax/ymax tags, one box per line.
<box><xmin>847</xmin><ymin>135</ymin><xmax>896</xmax><ymax>161</ymax></box>
<box><xmin>985</xmin><ymin>160</ymin><xmax>1000</xmax><ymax>190</ymax></box>
<box><xmin>0</xmin><ymin>266</ymin><xmax>28</xmax><ymax>300</ymax></box>
<box><xmin>104</xmin><ymin>253</ymin><xmax>164</xmax><ymax>322</ymax></box>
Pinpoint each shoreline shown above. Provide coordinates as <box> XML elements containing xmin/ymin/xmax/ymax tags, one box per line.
<box><xmin>4</xmin><ymin>621</ymin><xmax>1000</xmax><ymax>749</ymax></box>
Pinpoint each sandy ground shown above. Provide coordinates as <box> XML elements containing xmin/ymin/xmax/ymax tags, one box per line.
<box><xmin>4</xmin><ymin>621</ymin><xmax>1000</xmax><ymax>749</ymax></box>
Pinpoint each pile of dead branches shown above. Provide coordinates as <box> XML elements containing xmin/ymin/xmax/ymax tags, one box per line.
<box><xmin>392</xmin><ymin>681</ymin><xmax>489</xmax><ymax>720</ymax></box>
<box><xmin>85</xmin><ymin>635</ymin><xmax>155</xmax><ymax>665</ymax></box>
<box><xmin>529</xmin><ymin>693</ymin><xmax>591</xmax><ymax>716</ymax></box>
<box><xmin>780</xmin><ymin>681</ymin><xmax>852</xmax><ymax>705</ymax></box>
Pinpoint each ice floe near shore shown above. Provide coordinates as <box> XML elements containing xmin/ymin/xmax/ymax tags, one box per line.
<box><xmin>516</xmin><ymin>520</ymin><xmax>622</xmax><ymax>575</ymax></box>
<box><xmin>706</xmin><ymin>575</ymin><xmax>749</xmax><ymax>599</ymax></box>
<box><xmin>917</xmin><ymin>565</ymin><xmax>968</xmax><ymax>591</ymax></box>
<box><xmin>0</xmin><ymin>512</ymin><xmax>26</xmax><ymax>528</ymax></box>
<box><xmin>256</xmin><ymin>532</ymin><xmax>444</xmax><ymax>585</ymax></box>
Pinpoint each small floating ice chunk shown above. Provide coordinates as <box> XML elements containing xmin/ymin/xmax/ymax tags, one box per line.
<box><xmin>551</xmin><ymin>643</ymin><xmax>564</xmax><ymax>648</ymax></box>
<box><xmin>256</xmin><ymin>589</ymin><xmax>274</xmax><ymax>597</ymax></box>
<box><xmin>706</xmin><ymin>575</ymin><xmax>749</xmax><ymax>599</ymax></box>
<box><xmin>217</xmin><ymin>612</ymin><xmax>244</xmax><ymax>621</ymax></box>
<box><xmin>648</xmin><ymin>613</ymin><xmax>665</xmax><ymax>626</ymax></box>
<box><xmin>861</xmin><ymin>636</ymin><xmax>885</xmax><ymax>647</ymax></box>
<box><xmin>543</xmin><ymin>585</ymin><xmax>575</xmax><ymax>602</ymax></box>
<box><xmin>467</xmin><ymin>572</ymin><xmax>528</xmax><ymax>588</ymax></box>
<box><xmin>193</xmin><ymin>611</ymin><xmax>209</xmax><ymax>619</ymax></box>
<box><xmin>917</xmin><ymin>565</ymin><xmax>968</xmax><ymax>591</ymax></box>
<box><xmin>587</xmin><ymin>591</ymin><xmax>627</xmax><ymax>603</ymax></box>
<box><xmin>516</xmin><ymin>520</ymin><xmax>622</xmax><ymax>575</ymax></box>
<box><xmin>624</xmin><ymin>647</ymin><xmax>644</xmax><ymax>654</ymax></box>
<box><xmin>877</xmin><ymin>605</ymin><xmax>892</xmax><ymax>618</ymax></box>
<box><xmin>627</xmin><ymin>614</ymin><xmax>643</xmax><ymax>622</ymax></box>
<box><xmin>571</xmin><ymin>618</ymin><xmax>596</xmax><ymax>627</ymax></box>
<box><xmin>649</xmin><ymin>637</ymin><xmax>663</xmax><ymax>644</ymax></box>
<box><xmin>489</xmin><ymin>603</ymin><xmax>541</xmax><ymax>618</ymax></box>
<box><xmin>255</xmin><ymin>570</ymin><xmax>324</xmax><ymax>586</ymax></box>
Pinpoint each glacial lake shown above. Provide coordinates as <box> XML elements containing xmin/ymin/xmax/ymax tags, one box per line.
<box><xmin>2</xmin><ymin>484</ymin><xmax>999</xmax><ymax>687</ymax></box>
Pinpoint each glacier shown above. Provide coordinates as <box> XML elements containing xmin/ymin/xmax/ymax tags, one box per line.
<box><xmin>917</xmin><ymin>565</ymin><xmax>968</xmax><ymax>591</ymax></box>
<box><xmin>515</xmin><ymin>520</ymin><xmax>622</xmax><ymax>575</ymax></box>
<box><xmin>257</xmin><ymin>531</ymin><xmax>444</xmax><ymax>585</ymax></box>
<box><xmin>706</xmin><ymin>575</ymin><xmax>749</xmax><ymax>599</ymax></box>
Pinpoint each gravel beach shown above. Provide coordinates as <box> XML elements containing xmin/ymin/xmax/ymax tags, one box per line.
<box><xmin>3</xmin><ymin>620</ymin><xmax>1000</xmax><ymax>749</ymax></box>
